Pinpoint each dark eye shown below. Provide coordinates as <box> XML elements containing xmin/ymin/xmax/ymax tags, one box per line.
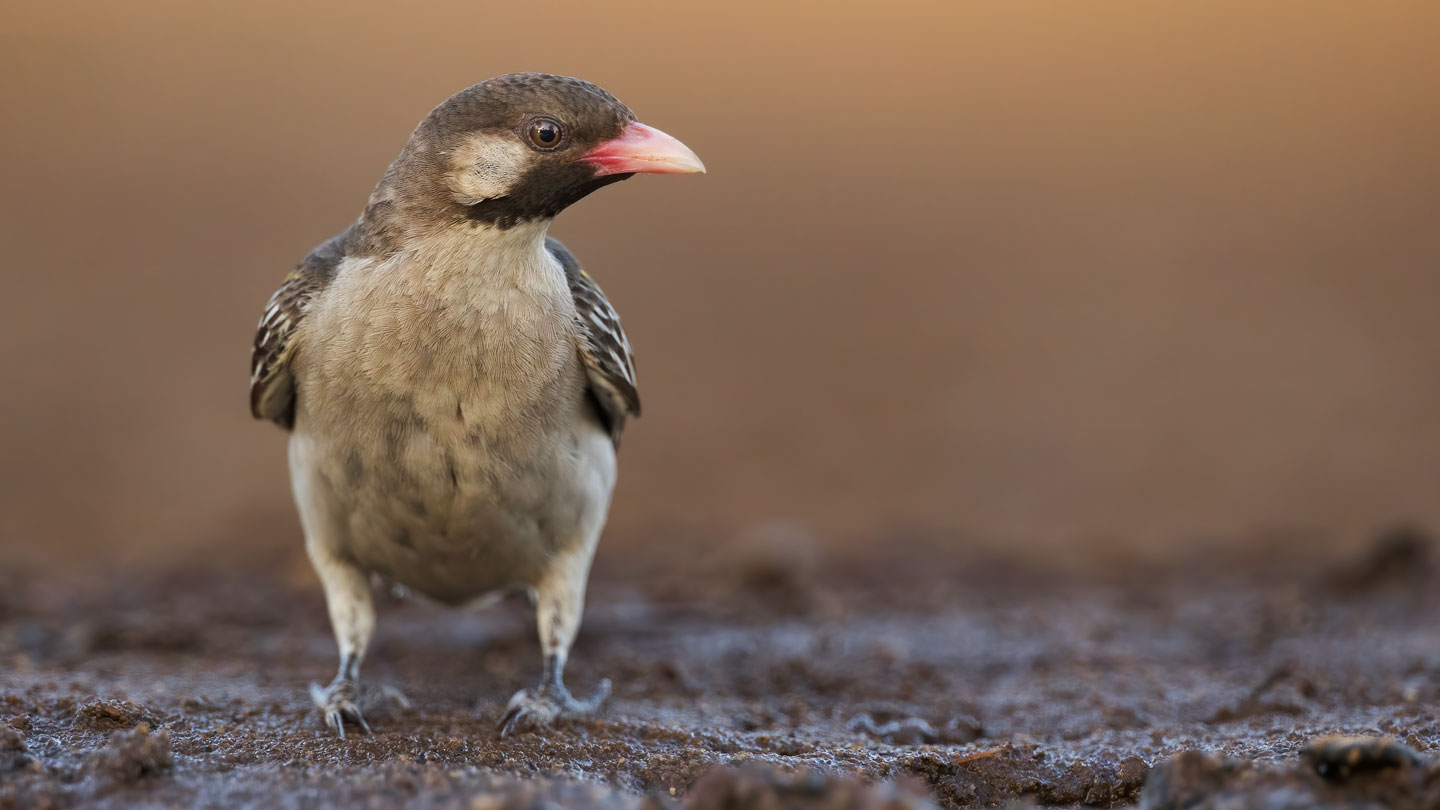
<box><xmin>525</xmin><ymin>118</ymin><xmax>564</xmax><ymax>150</ymax></box>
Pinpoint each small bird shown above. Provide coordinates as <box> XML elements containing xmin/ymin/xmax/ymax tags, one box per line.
<box><xmin>249</xmin><ymin>74</ymin><xmax>703</xmax><ymax>736</ymax></box>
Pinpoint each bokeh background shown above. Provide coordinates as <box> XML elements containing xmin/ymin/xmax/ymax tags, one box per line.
<box><xmin>3</xmin><ymin>0</ymin><xmax>1438</xmax><ymax>572</ymax></box>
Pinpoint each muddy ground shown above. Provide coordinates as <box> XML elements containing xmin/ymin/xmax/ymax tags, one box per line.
<box><xmin>2</xmin><ymin>530</ymin><xmax>1439</xmax><ymax>809</ymax></box>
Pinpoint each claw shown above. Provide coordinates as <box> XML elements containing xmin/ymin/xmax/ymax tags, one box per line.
<box><xmin>310</xmin><ymin>678</ymin><xmax>370</xmax><ymax>737</ymax></box>
<box><xmin>497</xmin><ymin>678</ymin><xmax>612</xmax><ymax>737</ymax></box>
<box><xmin>498</xmin><ymin>689</ymin><xmax>549</xmax><ymax>737</ymax></box>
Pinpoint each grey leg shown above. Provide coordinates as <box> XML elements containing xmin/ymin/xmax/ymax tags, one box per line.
<box><xmin>498</xmin><ymin>545</ymin><xmax>610</xmax><ymax>736</ymax></box>
<box><xmin>308</xmin><ymin>547</ymin><xmax>375</xmax><ymax>737</ymax></box>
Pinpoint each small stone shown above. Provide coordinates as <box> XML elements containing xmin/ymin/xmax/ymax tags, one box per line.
<box><xmin>90</xmin><ymin>723</ymin><xmax>174</xmax><ymax>783</ymax></box>
<box><xmin>1301</xmin><ymin>735</ymin><xmax>1420</xmax><ymax>780</ymax></box>
<box><xmin>78</xmin><ymin>699</ymin><xmax>154</xmax><ymax>732</ymax></box>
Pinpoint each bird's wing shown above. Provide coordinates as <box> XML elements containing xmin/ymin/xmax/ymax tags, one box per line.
<box><xmin>547</xmin><ymin>237</ymin><xmax>641</xmax><ymax>445</ymax></box>
<box><xmin>249</xmin><ymin>228</ymin><xmax>351</xmax><ymax>429</ymax></box>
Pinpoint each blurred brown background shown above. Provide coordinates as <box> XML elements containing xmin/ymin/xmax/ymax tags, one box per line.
<box><xmin>3</xmin><ymin>0</ymin><xmax>1438</xmax><ymax>571</ymax></box>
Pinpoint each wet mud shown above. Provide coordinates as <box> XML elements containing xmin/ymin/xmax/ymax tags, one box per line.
<box><xmin>2</xmin><ymin>531</ymin><xmax>1438</xmax><ymax>808</ymax></box>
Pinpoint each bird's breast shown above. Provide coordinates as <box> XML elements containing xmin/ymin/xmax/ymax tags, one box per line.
<box><xmin>300</xmin><ymin>232</ymin><xmax>584</xmax><ymax>435</ymax></box>
<box><xmin>288</xmin><ymin>232</ymin><xmax>613</xmax><ymax>601</ymax></box>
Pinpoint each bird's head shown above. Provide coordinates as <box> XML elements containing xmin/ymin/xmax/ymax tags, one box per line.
<box><xmin>371</xmin><ymin>74</ymin><xmax>704</xmax><ymax>234</ymax></box>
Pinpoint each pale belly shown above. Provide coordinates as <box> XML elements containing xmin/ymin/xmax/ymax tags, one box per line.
<box><xmin>283</xmin><ymin>363</ymin><xmax>616</xmax><ymax>602</ymax></box>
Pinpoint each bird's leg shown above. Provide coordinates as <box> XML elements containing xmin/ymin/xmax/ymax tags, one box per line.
<box><xmin>307</xmin><ymin>547</ymin><xmax>375</xmax><ymax>737</ymax></box>
<box><xmin>498</xmin><ymin>545</ymin><xmax>610</xmax><ymax>736</ymax></box>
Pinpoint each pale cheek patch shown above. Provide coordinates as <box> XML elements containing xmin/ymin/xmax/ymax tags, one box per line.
<box><xmin>446</xmin><ymin>133</ymin><xmax>531</xmax><ymax>204</ymax></box>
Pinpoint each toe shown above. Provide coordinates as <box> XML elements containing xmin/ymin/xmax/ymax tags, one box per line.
<box><xmin>344</xmin><ymin>704</ymin><xmax>372</xmax><ymax>735</ymax></box>
<box><xmin>311</xmin><ymin>679</ymin><xmax>371</xmax><ymax>737</ymax></box>
<box><xmin>583</xmin><ymin>678</ymin><xmax>612</xmax><ymax>709</ymax></box>
<box><xmin>326</xmin><ymin>709</ymin><xmax>347</xmax><ymax>739</ymax></box>
<box><xmin>498</xmin><ymin>710</ymin><xmax>522</xmax><ymax>737</ymax></box>
<box><xmin>498</xmin><ymin>707</ymin><xmax>526</xmax><ymax>738</ymax></box>
<box><xmin>498</xmin><ymin>689</ymin><xmax>534</xmax><ymax>737</ymax></box>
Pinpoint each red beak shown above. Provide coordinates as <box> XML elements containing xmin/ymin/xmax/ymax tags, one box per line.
<box><xmin>582</xmin><ymin>122</ymin><xmax>706</xmax><ymax>177</ymax></box>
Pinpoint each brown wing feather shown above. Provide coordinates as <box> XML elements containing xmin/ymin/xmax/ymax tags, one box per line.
<box><xmin>547</xmin><ymin>237</ymin><xmax>641</xmax><ymax>445</ymax></box>
<box><xmin>249</xmin><ymin>228</ymin><xmax>350</xmax><ymax>429</ymax></box>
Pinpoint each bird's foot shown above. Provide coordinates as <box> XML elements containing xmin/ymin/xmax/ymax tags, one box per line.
<box><xmin>498</xmin><ymin>678</ymin><xmax>611</xmax><ymax>737</ymax></box>
<box><xmin>309</xmin><ymin>677</ymin><xmax>370</xmax><ymax>738</ymax></box>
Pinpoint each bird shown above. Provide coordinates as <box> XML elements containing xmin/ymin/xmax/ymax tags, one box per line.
<box><xmin>248</xmin><ymin>73</ymin><xmax>703</xmax><ymax>736</ymax></box>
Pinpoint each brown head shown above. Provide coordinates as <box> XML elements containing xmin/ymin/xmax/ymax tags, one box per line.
<box><xmin>361</xmin><ymin>73</ymin><xmax>703</xmax><ymax>242</ymax></box>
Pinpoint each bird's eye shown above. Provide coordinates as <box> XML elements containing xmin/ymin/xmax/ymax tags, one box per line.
<box><xmin>525</xmin><ymin>118</ymin><xmax>565</xmax><ymax>151</ymax></box>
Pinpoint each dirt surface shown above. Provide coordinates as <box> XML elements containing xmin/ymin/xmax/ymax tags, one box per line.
<box><xmin>2</xmin><ymin>531</ymin><xmax>1439</xmax><ymax>809</ymax></box>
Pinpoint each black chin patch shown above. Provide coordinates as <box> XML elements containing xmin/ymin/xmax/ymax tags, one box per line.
<box><xmin>464</xmin><ymin>167</ymin><xmax>635</xmax><ymax>229</ymax></box>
